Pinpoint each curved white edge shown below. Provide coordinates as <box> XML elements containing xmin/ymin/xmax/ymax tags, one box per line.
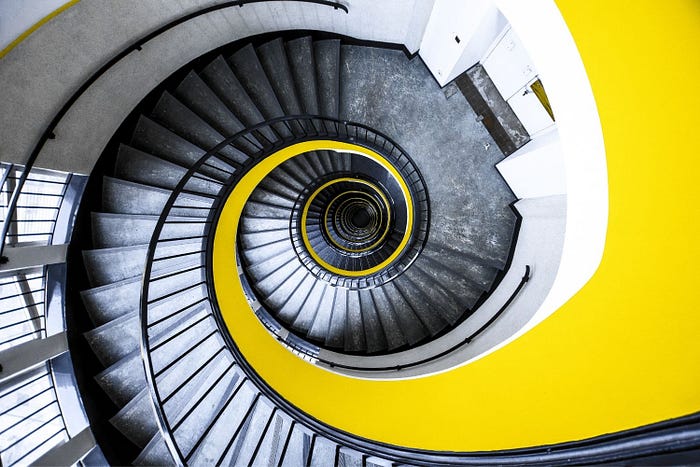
<box><xmin>313</xmin><ymin>0</ymin><xmax>608</xmax><ymax>380</ymax></box>
<box><xmin>495</xmin><ymin>0</ymin><xmax>608</xmax><ymax>331</ymax></box>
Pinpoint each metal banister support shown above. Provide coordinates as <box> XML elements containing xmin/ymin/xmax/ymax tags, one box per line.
<box><xmin>29</xmin><ymin>427</ymin><xmax>96</xmax><ymax>467</ymax></box>
<box><xmin>0</xmin><ymin>244</ymin><xmax>68</xmax><ymax>273</ymax></box>
<box><xmin>0</xmin><ymin>332</ymin><xmax>68</xmax><ymax>384</ymax></box>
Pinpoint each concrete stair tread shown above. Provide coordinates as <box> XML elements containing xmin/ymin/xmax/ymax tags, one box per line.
<box><xmin>286</xmin><ymin>36</ymin><xmax>319</xmax><ymax>115</ymax></box>
<box><xmin>365</xmin><ymin>288</ymin><xmax>406</xmax><ymax>351</ymax></box>
<box><xmin>94</xmin><ymin>350</ymin><xmax>146</xmax><ymax>408</ymax></box>
<box><xmin>91</xmin><ymin>212</ymin><xmax>207</xmax><ymax>248</ymax></box>
<box><xmin>82</xmin><ymin>240</ymin><xmax>203</xmax><ymax>287</ymax></box>
<box><xmin>280</xmin><ymin>424</ymin><xmax>312</xmax><ymax>467</ymax></box>
<box><xmin>187</xmin><ymin>382</ymin><xmax>258</xmax><ymax>465</ymax></box>
<box><xmin>102</xmin><ymin>176</ymin><xmax>213</xmax><ymax>217</ymax></box>
<box><xmin>109</xmin><ymin>388</ymin><xmax>158</xmax><ymax>449</ymax></box>
<box><xmin>314</xmin><ymin>39</ymin><xmax>341</xmax><ymax>119</ymax></box>
<box><xmin>80</xmin><ymin>275</ymin><xmax>141</xmax><ymax>326</ymax></box>
<box><xmin>344</xmin><ymin>290</ymin><xmax>366</xmax><ymax>352</ymax></box>
<box><xmin>174</xmin><ymin>70</ymin><xmax>246</xmax><ymax>137</ymax></box>
<box><xmin>134</xmin><ymin>431</ymin><xmax>173</xmax><ymax>466</ymax></box>
<box><xmin>228</xmin><ymin>44</ymin><xmax>285</xmax><ymax>122</ymax></box>
<box><xmin>219</xmin><ymin>398</ymin><xmax>275</xmax><ymax>466</ymax></box>
<box><xmin>150</xmin><ymin>91</ymin><xmax>242</xmax><ymax>163</ymax></box>
<box><xmin>84</xmin><ymin>312</ymin><xmax>139</xmax><ymax>367</ymax></box>
<box><xmin>257</xmin><ymin>38</ymin><xmax>302</xmax><ymax>116</ymax></box>
<box><xmin>115</xmin><ymin>143</ymin><xmax>223</xmax><ymax>195</ymax></box>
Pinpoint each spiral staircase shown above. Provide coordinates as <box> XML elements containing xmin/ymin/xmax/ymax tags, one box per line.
<box><xmin>2</xmin><ymin>1</ymin><xmax>700</xmax><ymax>466</ymax></box>
<box><xmin>74</xmin><ymin>33</ymin><xmax>517</xmax><ymax>465</ymax></box>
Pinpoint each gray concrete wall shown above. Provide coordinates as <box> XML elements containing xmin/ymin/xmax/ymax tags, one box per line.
<box><xmin>0</xmin><ymin>0</ymin><xmax>433</xmax><ymax>174</ymax></box>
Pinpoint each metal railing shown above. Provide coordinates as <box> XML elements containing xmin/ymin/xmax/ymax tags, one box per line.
<box><xmin>138</xmin><ymin>115</ymin><xmax>529</xmax><ymax>464</ymax></box>
<box><xmin>0</xmin><ymin>364</ymin><xmax>68</xmax><ymax>466</ymax></box>
<box><xmin>0</xmin><ymin>164</ymin><xmax>72</xmax><ymax>259</ymax></box>
<box><xmin>0</xmin><ymin>0</ymin><xmax>348</xmax><ymax>263</ymax></box>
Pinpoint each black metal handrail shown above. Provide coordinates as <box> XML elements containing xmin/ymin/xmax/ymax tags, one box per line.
<box><xmin>247</xmin><ymin>264</ymin><xmax>531</xmax><ymax>371</ymax></box>
<box><xmin>138</xmin><ymin>114</ymin><xmax>531</xmax><ymax>465</ymax></box>
<box><xmin>139</xmin><ymin>114</ymin><xmax>426</xmax><ymax>464</ymax></box>
<box><xmin>0</xmin><ymin>0</ymin><xmax>347</xmax><ymax>263</ymax></box>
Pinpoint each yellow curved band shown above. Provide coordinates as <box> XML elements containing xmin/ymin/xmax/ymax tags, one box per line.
<box><xmin>302</xmin><ymin>177</ymin><xmax>397</xmax><ymax>266</ymax></box>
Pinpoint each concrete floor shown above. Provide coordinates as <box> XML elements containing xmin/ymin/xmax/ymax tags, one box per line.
<box><xmin>340</xmin><ymin>46</ymin><xmax>517</xmax><ymax>269</ymax></box>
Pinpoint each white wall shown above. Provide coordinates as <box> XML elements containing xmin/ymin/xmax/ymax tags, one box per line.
<box><xmin>0</xmin><ymin>0</ymin><xmax>434</xmax><ymax>174</ymax></box>
<box><xmin>419</xmin><ymin>0</ymin><xmax>506</xmax><ymax>86</ymax></box>
<box><xmin>496</xmin><ymin>128</ymin><xmax>564</xmax><ymax>199</ymax></box>
<box><xmin>0</xmin><ymin>0</ymin><xmax>69</xmax><ymax>51</ymax></box>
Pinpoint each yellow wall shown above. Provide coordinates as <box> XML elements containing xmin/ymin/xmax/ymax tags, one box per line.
<box><xmin>214</xmin><ymin>0</ymin><xmax>700</xmax><ymax>451</ymax></box>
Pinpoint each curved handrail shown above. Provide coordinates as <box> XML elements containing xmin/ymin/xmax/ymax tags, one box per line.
<box><xmin>247</xmin><ymin>265</ymin><xmax>532</xmax><ymax>371</ymax></box>
<box><xmin>0</xmin><ymin>0</ymin><xmax>347</xmax><ymax>262</ymax></box>
<box><xmin>138</xmin><ymin>115</ymin><xmax>699</xmax><ymax>465</ymax></box>
<box><xmin>140</xmin><ymin>115</ymin><xmax>430</xmax><ymax>464</ymax></box>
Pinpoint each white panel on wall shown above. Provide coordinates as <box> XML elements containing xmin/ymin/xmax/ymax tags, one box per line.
<box><xmin>482</xmin><ymin>26</ymin><xmax>537</xmax><ymax>99</ymax></box>
<box><xmin>507</xmin><ymin>79</ymin><xmax>555</xmax><ymax>136</ymax></box>
<box><xmin>419</xmin><ymin>0</ymin><xmax>506</xmax><ymax>86</ymax></box>
<box><xmin>495</xmin><ymin>128</ymin><xmax>565</xmax><ymax>199</ymax></box>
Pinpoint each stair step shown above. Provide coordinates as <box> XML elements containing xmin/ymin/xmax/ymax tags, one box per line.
<box><xmin>174</xmin><ymin>70</ymin><xmax>246</xmax><ymax>137</ymax></box>
<box><xmin>243</xmin><ymin>248</ymin><xmax>296</xmax><ymax>280</ymax></box>
<box><xmin>259</xmin><ymin>267</ymin><xmax>307</xmax><ymax>310</ymax></box>
<box><xmin>403</xmin><ymin>265</ymin><xmax>466</xmax><ymax>325</ymax></box>
<box><xmin>80</xmin><ymin>276</ymin><xmax>140</xmax><ymax>326</ymax></box>
<box><xmin>276</xmin><ymin>273</ymin><xmax>316</xmax><ymax>322</ymax></box>
<box><xmin>338</xmin><ymin>447</ymin><xmax>365</xmax><ymax>467</ymax></box>
<box><xmin>160</xmin><ymin>344</ymin><xmax>232</xmax><ymax>421</ymax></box>
<box><xmin>306</xmin><ymin>286</ymin><xmax>335</xmax><ymax>342</ymax></box>
<box><xmin>173</xmin><ymin>370</ymin><xmax>244</xmax><ymax>459</ymax></box>
<box><xmin>149</xmin><ymin>309</ymin><xmax>218</xmax><ymax>374</ymax></box>
<box><xmin>367</xmin><ymin>288</ymin><xmax>406</xmax><ymax>351</ymax></box>
<box><xmin>290</xmin><ymin>279</ymin><xmax>325</xmax><ymax>333</ymax></box>
<box><xmin>344</xmin><ymin>290</ymin><xmax>366</xmax><ymax>352</ymax></box>
<box><xmin>280</xmin><ymin>424</ymin><xmax>312</xmax><ymax>467</ymax></box>
<box><xmin>109</xmin><ymin>388</ymin><xmax>158</xmax><ymax>449</ymax></box>
<box><xmin>239</xmin><ymin>229</ymin><xmax>290</xmax><ymax>253</ymax></box>
<box><xmin>134</xmin><ymin>432</ymin><xmax>173</xmax><ymax>466</ymax></box>
<box><xmin>286</xmin><ymin>37</ymin><xmax>320</xmax><ymax>115</ymax></box>
<box><xmin>325</xmin><ymin>287</ymin><xmax>347</xmax><ymax>349</ymax></box>
<box><xmin>257</xmin><ymin>38</ymin><xmax>303</xmax><ymax>116</ymax></box>
<box><xmin>115</xmin><ymin>144</ymin><xmax>222</xmax><ymax>195</ymax></box>
<box><xmin>218</xmin><ymin>398</ymin><xmax>275</xmax><ymax>466</ymax></box>
<box><xmin>187</xmin><ymin>382</ymin><xmax>259</xmax><ymax>465</ymax></box>
<box><xmin>82</xmin><ymin>241</ymin><xmax>202</xmax><ymax>287</ymax></box>
<box><xmin>391</xmin><ymin>275</ymin><xmax>448</xmax><ymax>336</ymax></box>
<box><xmin>372</xmin><ymin>284</ymin><xmax>428</xmax><ymax>349</ymax></box>
<box><xmin>94</xmin><ymin>350</ymin><xmax>146</xmax><ymax>407</ymax></box>
<box><xmin>91</xmin><ymin>212</ymin><xmax>207</xmax><ymax>249</ymax></box>
<box><xmin>314</xmin><ymin>39</ymin><xmax>341</xmax><ymax>118</ymax></box>
<box><xmin>84</xmin><ymin>312</ymin><xmax>139</xmax><ymax>367</ymax></box>
<box><xmin>200</xmin><ymin>55</ymin><xmax>277</xmax><ymax>146</ymax></box>
<box><xmin>413</xmin><ymin>256</ymin><xmax>484</xmax><ymax>312</ymax></box>
<box><xmin>240</xmin><ymin>215</ymin><xmax>289</xmax><ymax>234</ymax></box>
<box><xmin>151</xmin><ymin>91</ymin><xmax>242</xmax><ymax>163</ymax></box>
<box><xmin>102</xmin><ymin>177</ymin><xmax>213</xmax><ymax>218</ymax></box>
<box><xmin>251</xmin><ymin>412</ymin><xmax>294</xmax><ymax>466</ymax></box>
<box><xmin>421</xmin><ymin>242</ymin><xmax>500</xmax><ymax>290</ymax></box>
<box><xmin>309</xmin><ymin>436</ymin><xmax>337</xmax><ymax>467</ymax></box>
<box><xmin>242</xmin><ymin>199</ymin><xmax>292</xmax><ymax>220</ymax></box>
<box><xmin>131</xmin><ymin>115</ymin><xmax>206</xmax><ymax>169</ymax></box>
<box><xmin>358</xmin><ymin>290</ymin><xmax>388</xmax><ymax>353</ymax></box>
<box><xmin>229</xmin><ymin>44</ymin><xmax>286</xmax><ymax>121</ymax></box>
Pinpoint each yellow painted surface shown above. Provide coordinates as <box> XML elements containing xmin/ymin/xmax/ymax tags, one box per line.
<box><xmin>301</xmin><ymin>176</ymin><xmax>409</xmax><ymax>274</ymax></box>
<box><xmin>214</xmin><ymin>2</ymin><xmax>700</xmax><ymax>451</ymax></box>
<box><xmin>0</xmin><ymin>1</ymin><xmax>80</xmax><ymax>59</ymax></box>
<box><xmin>304</xmin><ymin>179</ymin><xmax>391</xmax><ymax>255</ymax></box>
